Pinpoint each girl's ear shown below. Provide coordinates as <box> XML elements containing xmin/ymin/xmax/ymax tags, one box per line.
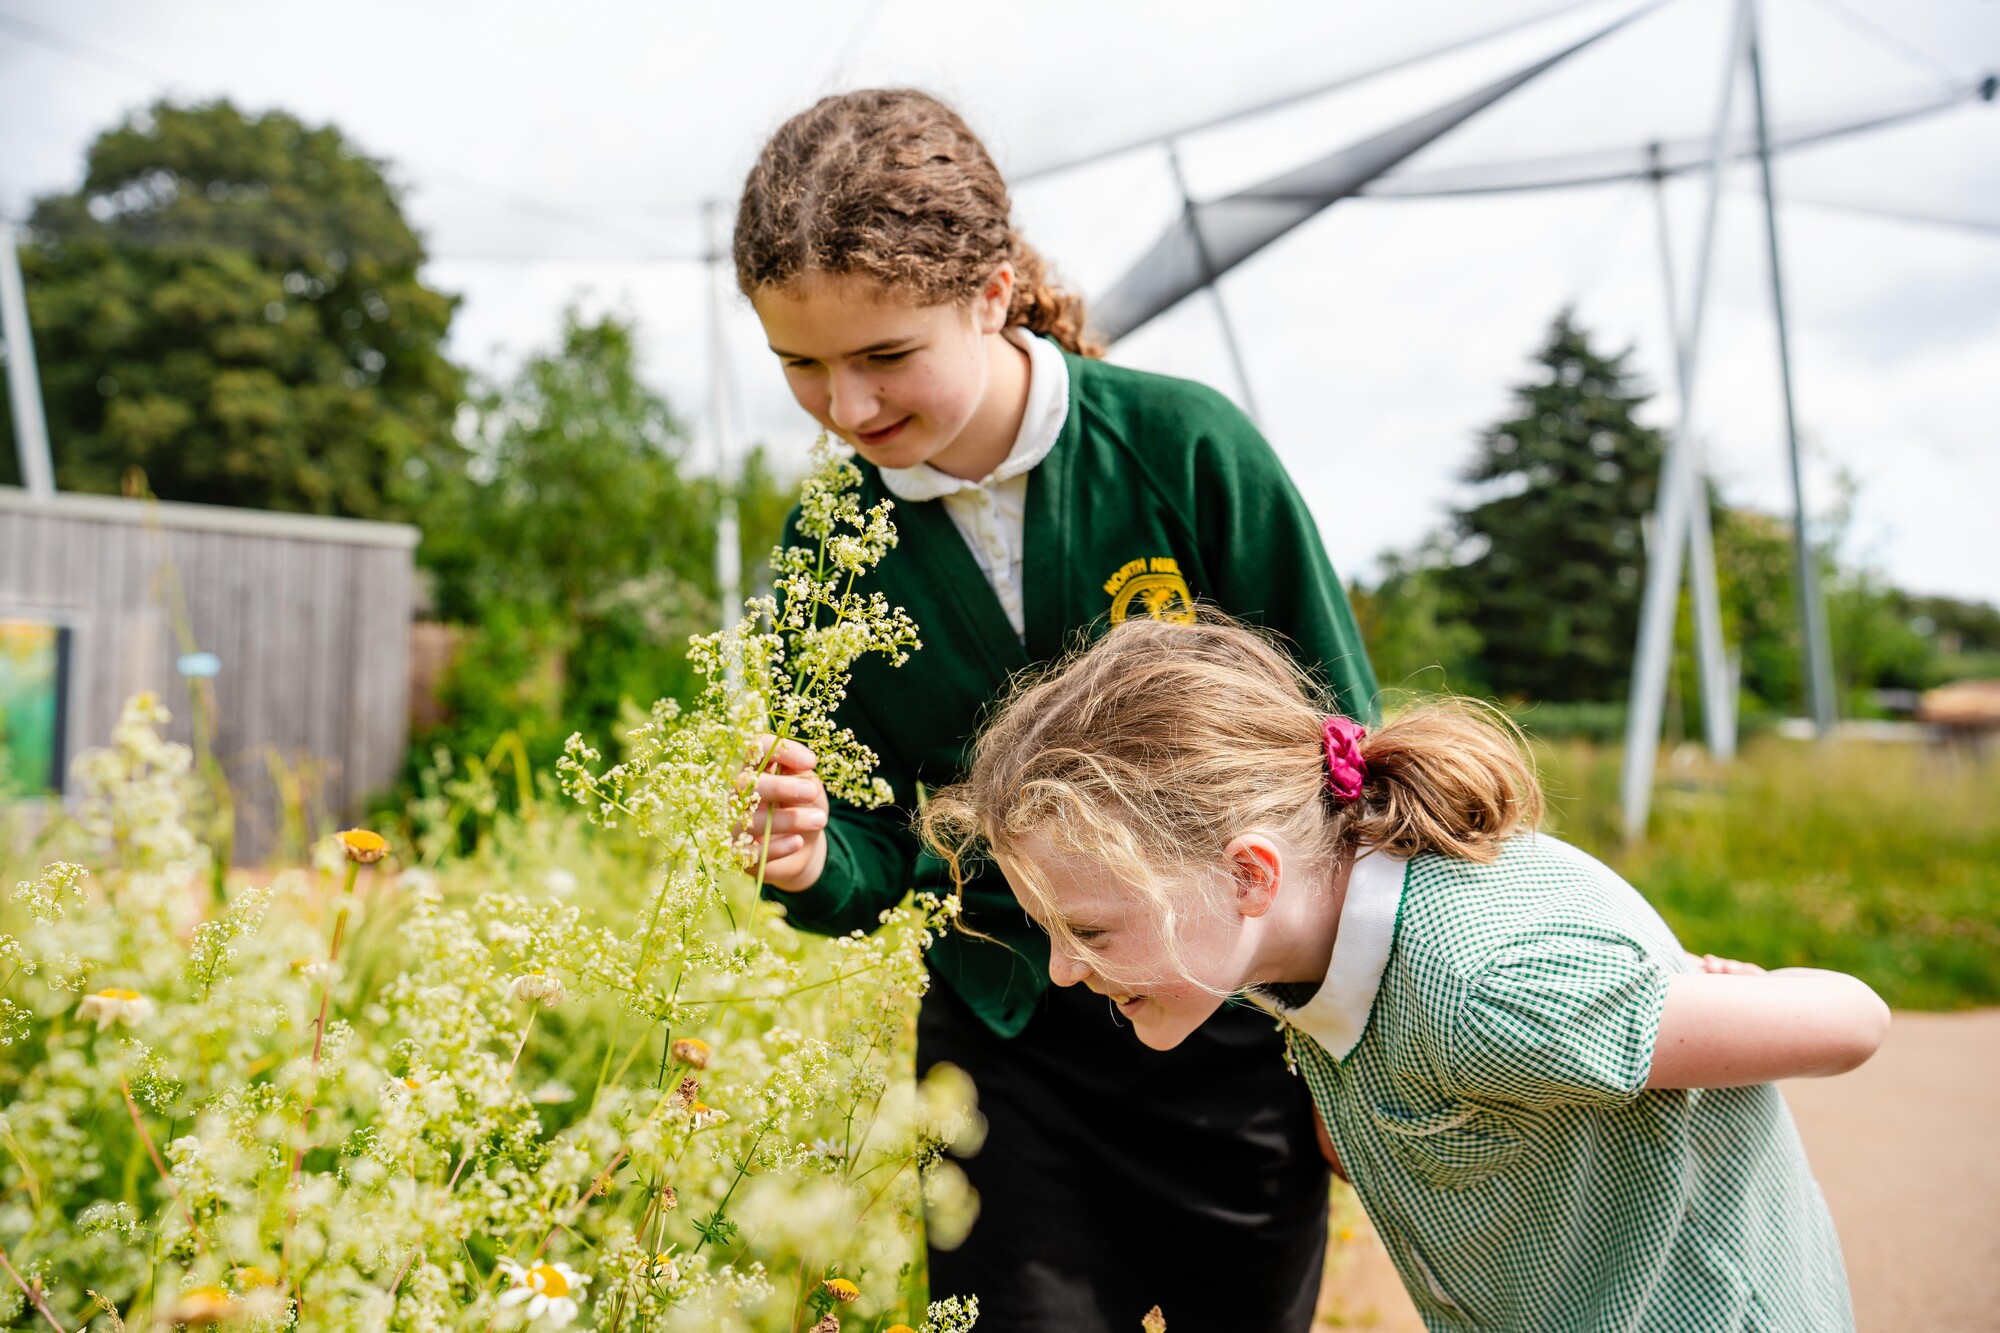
<box><xmin>1222</xmin><ymin>834</ymin><xmax>1282</xmax><ymax>919</ymax></box>
<box><xmin>973</xmin><ymin>262</ymin><xmax>1015</xmax><ymax>334</ymax></box>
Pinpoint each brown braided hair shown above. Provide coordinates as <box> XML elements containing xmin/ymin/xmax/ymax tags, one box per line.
<box><xmin>734</xmin><ymin>89</ymin><xmax>1102</xmax><ymax>357</ymax></box>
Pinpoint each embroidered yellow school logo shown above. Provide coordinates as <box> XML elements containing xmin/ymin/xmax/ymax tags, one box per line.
<box><xmin>1103</xmin><ymin>556</ymin><xmax>1196</xmax><ymax>625</ymax></box>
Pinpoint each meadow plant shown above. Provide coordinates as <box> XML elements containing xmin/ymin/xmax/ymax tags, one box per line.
<box><xmin>0</xmin><ymin>438</ymin><xmax>982</xmax><ymax>1332</ymax></box>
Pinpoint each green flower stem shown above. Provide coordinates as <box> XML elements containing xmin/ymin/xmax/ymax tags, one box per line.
<box><xmin>285</xmin><ymin>857</ymin><xmax>361</xmax><ymax>1296</ymax></box>
<box><xmin>690</xmin><ymin>1130</ymin><xmax>764</xmax><ymax>1256</ymax></box>
<box><xmin>387</xmin><ymin>1001</ymin><xmax>541</xmax><ymax>1302</ymax></box>
<box><xmin>681</xmin><ymin>959</ymin><xmax>897</xmax><ymax>1006</ymax></box>
<box><xmin>119</xmin><ymin>1081</ymin><xmax>204</xmax><ymax>1256</ymax></box>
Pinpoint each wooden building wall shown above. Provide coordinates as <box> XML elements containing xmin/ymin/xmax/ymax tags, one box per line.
<box><xmin>0</xmin><ymin>487</ymin><xmax>417</xmax><ymax>862</ymax></box>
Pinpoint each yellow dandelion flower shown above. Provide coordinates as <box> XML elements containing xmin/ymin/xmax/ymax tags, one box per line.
<box><xmin>671</xmin><ymin>1036</ymin><xmax>711</xmax><ymax>1069</ymax></box>
<box><xmin>335</xmin><ymin>828</ymin><xmax>389</xmax><ymax>864</ymax></box>
<box><xmin>886</xmin><ymin>1326</ymin><xmax>919</xmax><ymax>1333</ymax></box>
<box><xmin>823</xmin><ymin>1277</ymin><xmax>859</xmax><ymax>1302</ymax></box>
<box><xmin>77</xmin><ymin>988</ymin><xmax>153</xmax><ymax>1031</ymax></box>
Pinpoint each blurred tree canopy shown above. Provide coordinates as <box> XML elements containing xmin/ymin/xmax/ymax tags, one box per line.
<box><xmin>415</xmin><ymin>307</ymin><xmax>793</xmax><ymax>774</ymax></box>
<box><xmin>1439</xmin><ymin>309</ymin><xmax>1665</xmax><ymax>701</ymax></box>
<box><xmin>0</xmin><ymin>99</ymin><xmax>462</xmax><ymax>516</ymax></box>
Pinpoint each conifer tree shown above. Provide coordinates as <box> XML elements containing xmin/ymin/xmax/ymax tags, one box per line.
<box><xmin>1443</xmin><ymin>310</ymin><xmax>1666</xmax><ymax>700</ymax></box>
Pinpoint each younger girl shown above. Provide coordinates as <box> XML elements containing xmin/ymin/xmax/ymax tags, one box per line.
<box><xmin>732</xmin><ymin>90</ymin><xmax>1377</xmax><ymax>1331</ymax></box>
<box><xmin>926</xmin><ymin>616</ymin><xmax>1884</xmax><ymax>1333</ymax></box>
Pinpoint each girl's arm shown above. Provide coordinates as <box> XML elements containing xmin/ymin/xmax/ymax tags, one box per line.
<box><xmin>1645</xmin><ymin>968</ymin><xmax>1891</xmax><ymax>1089</ymax></box>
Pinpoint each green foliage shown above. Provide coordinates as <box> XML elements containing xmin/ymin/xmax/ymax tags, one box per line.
<box><xmin>2</xmin><ymin>99</ymin><xmax>463</xmax><ymax>515</ymax></box>
<box><xmin>0</xmin><ymin>448</ymin><xmax>976</xmax><ymax>1331</ymax></box>
<box><xmin>412</xmin><ymin>308</ymin><xmax>793</xmax><ymax>782</ymax></box>
<box><xmin>1441</xmin><ymin>309</ymin><xmax>1666</xmax><ymax>702</ymax></box>
<box><xmin>1348</xmin><ymin>541</ymin><xmax>1485</xmax><ymax>698</ymax></box>
<box><xmin>1539</xmin><ymin>737</ymin><xmax>2000</xmax><ymax>1009</ymax></box>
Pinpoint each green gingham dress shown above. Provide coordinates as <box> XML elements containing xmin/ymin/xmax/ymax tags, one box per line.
<box><xmin>1262</xmin><ymin>836</ymin><xmax>1853</xmax><ymax>1333</ymax></box>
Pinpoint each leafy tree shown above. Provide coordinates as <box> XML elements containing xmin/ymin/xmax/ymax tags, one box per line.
<box><xmin>1349</xmin><ymin>540</ymin><xmax>1486</xmax><ymax>698</ymax></box>
<box><xmin>1710</xmin><ymin>504</ymin><xmax>1804</xmax><ymax>722</ymax></box>
<box><xmin>416</xmin><ymin>307</ymin><xmax>792</xmax><ymax>770</ymax></box>
<box><xmin>1442</xmin><ymin>310</ymin><xmax>1666</xmax><ymax>701</ymax></box>
<box><xmin>0</xmin><ymin>99</ymin><xmax>462</xmax><ymax>515</ymax></box>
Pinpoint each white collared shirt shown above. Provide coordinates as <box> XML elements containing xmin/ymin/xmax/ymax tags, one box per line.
<box><xmin>875</xmin><ymin>328</ymin><xmax>1070</xmax><ymax>641</ymax></box>
<box><xmin>1272</xmin><ymin>848</ymin><xmax>1408</xmax><ymax>1061</ymax></box>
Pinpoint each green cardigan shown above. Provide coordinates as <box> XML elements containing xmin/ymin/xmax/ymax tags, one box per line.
<box><xmin>769</xmin><ymin>351</ymin><xmax>1378</xmax><ymax>1037</ymax></box>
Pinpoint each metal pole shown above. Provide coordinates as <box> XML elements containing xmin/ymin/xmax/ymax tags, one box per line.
<box><xmin>704</xmin><ymin>200</ymin><xmax>743</xmax><ymax>632</ymax></box>
<box><xmin>1622</xmin><ymin>0</ymin><xmax>1753</xmax><ymax>839</ymax></box>
<box><xmin>1646</xmin><ymin>144</ymin><xmax>1737</xmax><ymax>760</ymax></box>
<box><xmin>1747</xmin><ymin>4</ymin><xmax>1838</xmax><ymax>737</ymax></box>
<box><xmin>1</xmin><ymin>219</ymin><xmax>56</xmax><ymax>496</ymax></box>
<box><xmin>1165</xmin><ymin>142</ymin><xmax>1263</xmax><ymax>424</ymax></box>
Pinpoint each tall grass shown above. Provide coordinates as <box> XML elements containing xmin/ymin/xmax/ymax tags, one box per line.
<box><xmin>1533</xmin><ymin>737</ymin><xmax>2000</xmax><ymax>1010</ymax></box>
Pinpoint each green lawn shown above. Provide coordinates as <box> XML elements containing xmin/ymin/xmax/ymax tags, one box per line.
<box><xmin>1532</xmin><ymin>737</ymin><xmax>2000</xmax><ymax>1010</ymax></box>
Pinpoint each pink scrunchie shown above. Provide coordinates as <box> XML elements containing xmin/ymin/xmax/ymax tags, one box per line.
<box><xmin>1322</xmin><ymin>716</ymin><xmax>1369</xmax><ymax>802</ymax></box>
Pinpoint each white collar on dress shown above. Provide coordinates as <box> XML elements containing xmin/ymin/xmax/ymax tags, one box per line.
<box><xmin>876</xmin><ymin>327</ymin><xmax>1069</xmax><ymax>503</ymax></box>
<box><xmin>1275</xmin><ymin>849</ymin><xmax>1408</xmax><ymax>1061</ymax></box>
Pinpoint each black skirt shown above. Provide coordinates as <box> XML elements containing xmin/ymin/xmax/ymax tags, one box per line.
<box><xmin>918</xmin><ymin>977</ymin><xmax>1329</xmax><ymax>1333</ymax></box>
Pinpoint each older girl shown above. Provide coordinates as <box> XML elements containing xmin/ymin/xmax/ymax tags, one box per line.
<box><xmin>733</xmin><ymin>90</ymin><xmax>1377</xmax><ymax>1331</ymax></box>
<box><xmin>926</xmin><ymin>615</ymin><xmax>1883</xmax><ymax>1333</ymax></box>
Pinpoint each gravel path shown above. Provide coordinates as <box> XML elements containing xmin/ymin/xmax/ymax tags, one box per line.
<box><xmin>1315</xmin><ymin>1008</ymin><xmax>2000</xmax><ymax>1331</ymax></box>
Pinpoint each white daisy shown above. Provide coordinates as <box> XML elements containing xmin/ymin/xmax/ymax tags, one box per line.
<box><xmin>496</xmin><ymin>1258</ymin><xmax>590</xmax><ymax>1326</ymax></box>
<box><xmin>507</xmin><ymin>971</ymin><xmax>567</xmax><ymax>1006</ymax></box>
<box><xmin>76</xmin><ymin>988</ymin><xmax>153</xmax><ymax>1031</ymax></box>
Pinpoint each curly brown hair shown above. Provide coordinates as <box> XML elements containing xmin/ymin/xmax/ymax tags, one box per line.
<box><xmin>733</xmin><ymin>89</ymin><xmax>1102</xmax><ymax>357</ymax></box>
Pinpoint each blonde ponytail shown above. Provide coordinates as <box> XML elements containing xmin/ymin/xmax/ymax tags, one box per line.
<box><xmin>1334</xmin><ymin>703</ymin><xmax>1543</xmax><ymax>863</ymax></box>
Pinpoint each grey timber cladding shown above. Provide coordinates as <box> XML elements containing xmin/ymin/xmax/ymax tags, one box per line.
<box><xmin>0</xmin><ymin>486</ymin><xmax>417</xmax><ymax>863</ymax></box>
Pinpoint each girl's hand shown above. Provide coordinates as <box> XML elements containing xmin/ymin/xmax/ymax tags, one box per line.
<box><xmin>736</xmin><ymin>736</ymin><xmax>830</xmax><ymax>893</ymax></box>
<box><xmin>1686</xmin><ymin>951</ymin><xmax>1767</xmax><ymax>976</ymax></box>
<box><xmin>1646</xmin><ymin>967</ymin><xmax>1890</xmax><ymax>1089</ymax></box>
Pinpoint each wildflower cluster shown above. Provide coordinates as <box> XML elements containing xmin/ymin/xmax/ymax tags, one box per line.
<box><xmin>0</xmin><ymin>439</ymin><xmax>979</xmax><ymax>1331</ymax></box>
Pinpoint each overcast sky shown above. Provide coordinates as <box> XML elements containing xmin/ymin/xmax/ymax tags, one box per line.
<box><xmin>3</xmin><ymin>0</ymin><xmax>1996</xmax><ymax>605</ymax></box>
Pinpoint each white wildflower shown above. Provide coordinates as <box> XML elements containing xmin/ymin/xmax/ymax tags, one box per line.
<box><xmin>76</xmin><ymin>987</ymin><xmax>153</xmax><ymax>1031</ymax></box>
<box><xmin>507</xmin><ymin>971</ymin><xmax>566</xmax><ymax>1006</ymax></box>
<box><xmin>496</xmin><ymin>1258</ymin><xmax>591</xmax><ymax>1325</ymax></box>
